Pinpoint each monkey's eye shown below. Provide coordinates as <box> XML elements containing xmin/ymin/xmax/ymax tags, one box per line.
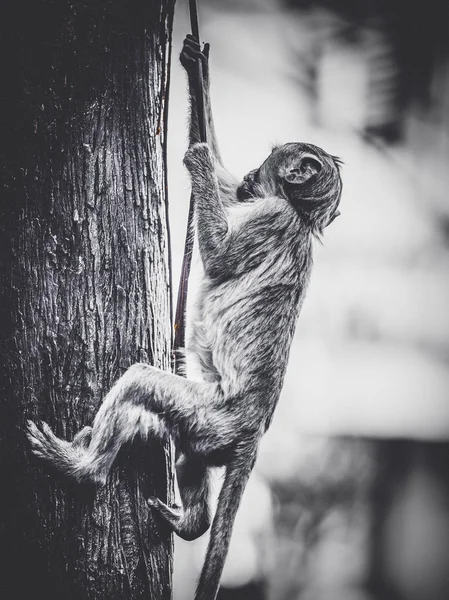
<box><xmin>284</xmin><ymin>156</ymin><xmax>322</xmax><ymax>184</ymax></box>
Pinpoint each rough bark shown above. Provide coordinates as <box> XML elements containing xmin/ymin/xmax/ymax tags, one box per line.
<box><xmin>0</xmin><ymin>1</ymin><xmax>176</xmax><ymax>599</ymax></box>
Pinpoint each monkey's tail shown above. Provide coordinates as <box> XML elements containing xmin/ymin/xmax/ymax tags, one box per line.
<box><xmin>194</xmin><ymin>441</ymin><xmax>258</xmax><ymax>600</ymax></box>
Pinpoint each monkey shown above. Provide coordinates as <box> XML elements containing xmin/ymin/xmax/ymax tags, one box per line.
<box><xmin>27</xmin><ymin>35</ymin><xmax>342</xmax><ymax>600</ymax></box>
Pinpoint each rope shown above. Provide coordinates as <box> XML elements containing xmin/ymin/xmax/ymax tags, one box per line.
<box><xmin>172</xmin><ymin>0</ymin><xmax>207</xmax><ymax>374</ymax></box>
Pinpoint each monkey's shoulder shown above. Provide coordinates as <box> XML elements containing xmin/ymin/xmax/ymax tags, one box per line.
<box><xmin>226</xmin><ymin>195</ymin><xmax>296</xmax><ymax>234</ymax></box>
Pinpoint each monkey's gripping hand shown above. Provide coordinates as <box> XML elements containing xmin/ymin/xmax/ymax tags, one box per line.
<box><xmin>183</xmin><ymin>141</ymin><xmax>214</xmax><ymax>176</ymax></box>
<box><xmin>183</xmin><ymin>142</ymin><xmax>218</xmax><ymax>205</ymax></box>
<box><xmin>180</xmin><ymin>33</ymin><xmax>210</xmax><ymax>82</ymax></box>
<box><xmin>180</xmin><ymin>32</ymin><xmax>226</xmax><ymax>166</ymax></box>
<box><xmin>27</xmin><ymin>421</ymin><xmax>96</xmax><ymax>483</ymax></box>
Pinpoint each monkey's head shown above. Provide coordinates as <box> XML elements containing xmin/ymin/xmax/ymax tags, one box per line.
<box><xmin>237</xmin><ymin>142</ymin><xmax>342</xmax><ymax>233</ymax></box>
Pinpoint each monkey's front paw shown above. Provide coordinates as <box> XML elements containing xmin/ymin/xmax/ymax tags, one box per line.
<box><xmin>183</xmin><ymin>142</ymin><xmax>213</xmax><ymax>173</ymax></box>
<box><xmin>180</xmin><ymin>34</ymin><xmax>209</xmax><ymax>78</ymax></box>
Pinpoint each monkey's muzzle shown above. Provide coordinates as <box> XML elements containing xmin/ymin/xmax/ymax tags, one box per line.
<box><xmin>236</xmin><ymin>169</ymin><xmax>260</xmax><ymax>201</ymax></box>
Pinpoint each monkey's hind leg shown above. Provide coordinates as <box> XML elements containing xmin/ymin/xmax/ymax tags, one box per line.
<box><xmin>148</xmin><ymin>456</ymin><xmax>211</xmax><ymax>541</ymax></box>
<box><xmin>27</xmin><ymin>364</ymin><xmax>224</xmax><ymax>486</ymax></box>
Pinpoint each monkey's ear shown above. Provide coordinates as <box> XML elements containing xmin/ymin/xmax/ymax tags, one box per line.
<box><xmin>284</xmin><ymin>157</ymin><xmax>322</xmax><ymax>185</ymax></box>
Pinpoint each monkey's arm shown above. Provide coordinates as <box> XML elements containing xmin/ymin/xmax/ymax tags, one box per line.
<box><xmin>184</xmin><ymin>142</ymin><xmax>230</xmax><ymax>274</ymax></box>
<box><xmin>181</xmin><ymin>35</ymin><xmax>222</xmax><ymax>164</ymax></box>
<box><xmin>181</xmin><ymin>36</ymin><xmax>240</xmax><ymax>199</ymax></box>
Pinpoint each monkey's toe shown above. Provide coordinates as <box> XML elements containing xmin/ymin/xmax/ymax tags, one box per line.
<box><xmin>148</xmin><ymin>497</ymin><xmax>210</xmax><ymax>541</ymax></box>
<box><xmin>27</xmin><ymin>420</ymin><xmax>52</xmax><ymax>457</ymax></box>
<box><xmin>73</xmin><ymin>426</ymin><xmax>93</xmax><ymax>449</ymax></box>
<box><xmin>148</xmin><ymin>496</ymin><xmax>179</xmax><ymax>512</ymax></box>
<box><xmin>26</xmin><ymin>420</ymin><xmax>72</xmax><ymax>466</ymax></box>
<box><xmin>148</xmin><ymin>497</ymin><xmax>182</xmax><ymax>520</ymax></box>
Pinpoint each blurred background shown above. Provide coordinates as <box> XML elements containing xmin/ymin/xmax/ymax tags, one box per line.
<box><xmin>167</xmin><ymin>1</ymin><xmax>449</xmax><ymax>599</ymax></box>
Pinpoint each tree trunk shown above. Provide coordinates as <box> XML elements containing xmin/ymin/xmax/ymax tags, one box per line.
<box><xmin>0</xmin><ymin>1</ymin><xmax>176</xmax><ymax>599</ymax></box>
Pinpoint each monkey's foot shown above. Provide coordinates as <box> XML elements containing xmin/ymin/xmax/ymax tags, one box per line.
<box><xmin>26</xmin><ymin>420</ymin><xmax>98</xmax><ymax>484</ymax></box>
<box><xmin>148</xmin><ymin>497</ymin><xmax>182</xmax><ymax>521</ymax></box>
<box><xmin>148</xmin><ymin>496</ymin><xmax>210</xmax><ymax>541</ymax></box>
